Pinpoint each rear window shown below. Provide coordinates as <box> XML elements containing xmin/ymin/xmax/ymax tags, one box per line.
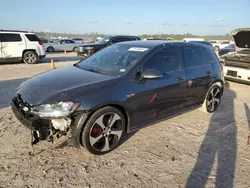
<box><xmin>25</xmin><ymin>34</ymin><xmax>40</xmax><ymax>41</ymax></box>
<box><xmin>182</xmin><ymin>46</ymin><xmax>212</xmax><ymax>68</ymax></box>
<box><xmin>1</xmin><ymin>33</ymin><xmax>22</xmax><ymax>42</ymax></box>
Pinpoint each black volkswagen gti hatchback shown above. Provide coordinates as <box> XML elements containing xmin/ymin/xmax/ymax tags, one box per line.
<box><xmin>11</xmin><ymin>40</ymin><xmax>224</xmax><ymax>155</ymax></box>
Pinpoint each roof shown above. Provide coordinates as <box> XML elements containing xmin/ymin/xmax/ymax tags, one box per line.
<box><xmin>0</xmin><ymin>29</ymin><xmax>34</xmax><ymax>34</ymax></box>
<box><xmin>117</xmin><ymin>40</ymin><xmax>211</xmax><ymax>49</ymax></box>
<box><xmin>116</xmin><ymin>40</ymin><xmax>172</xmax><ymax>48</ymax></box>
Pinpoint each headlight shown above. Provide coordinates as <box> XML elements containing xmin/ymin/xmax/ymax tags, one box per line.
<box><xmin>31</xmin><ymin>101</ymin><xmax>80</xmax><ymax>118</ymax></box>
<box><xmin>85</xmin><ymin>47</ymin><xmax>94</xmax><ymax>50</ymax></box>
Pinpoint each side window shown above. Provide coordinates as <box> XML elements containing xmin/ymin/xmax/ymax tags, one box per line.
<box><xmin>66</xmin><ymin>40</ymin><xmax>75</xmax><ymax>43</ymax></box>
<box><xmin>182</xmin><ymin>46</ymin><xmax>211</xmax><ymax>68</ymax></box>
<box><xmin>2</xmin><ymin>33</ymin><xmax>22</xmax><ymax>42</ymax></box>
<box><xmin>110</xmin><ymin>37</ymin><xmax>123</xmax><ymax>44</ymax></box>
<box><xmin>143</xmin><ymin>46</ymin><xmax>181</xmax><ymax>73</ymax></box>
<box><xmin>61</xmin><ymin>40</ymin><xmax>66</xmax><ymax>44</ymax></box>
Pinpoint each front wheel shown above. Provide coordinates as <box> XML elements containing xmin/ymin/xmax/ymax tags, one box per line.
<box><xmin>81</xmin><ymin>106</ymin><xmax>126</xmax><ymax>155</ymax></box>
<box><xmin>23</xmin><ymin>51</ymin><xmax>38</xmax><ymax>64</ymax></box>
<box><xmin>73</xmin><ymin>47</ymin><xmax>78</xmax><ymax>52</ymax></box>
<box><xmin>201</xmin><ymin>83</ymin><xmax>222</xmax><ymax>113</ymax></box>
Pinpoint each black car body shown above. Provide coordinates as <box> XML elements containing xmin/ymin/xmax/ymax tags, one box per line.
<box><xmin>11</xmin><ymin>41</ymin><xmax>224</xmax><ymax>155</ymax></box>
<box><xmin>77</xmin><ymin>35</ymin><xmax>141</xmax><ymax>59</ymax></box>
<box><xmin>218</xmin><ymin>44</ymin><xmax>235</xmax><ymax>56</ymax></box>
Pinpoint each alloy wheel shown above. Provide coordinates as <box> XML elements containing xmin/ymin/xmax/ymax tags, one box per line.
<box><xmin>89</xmin><ymin>113</ymin><xmax>123</xmax><ymax>152</ymax></box>
<box><xmin>24</xmin><ymin>52</ymin><xmax>37</xmax><ymax>64</ymax></box>
<box><xmin>206</xmin><ymin>86</ymin><xmax>221</xmax><ymax>112</ymax></box>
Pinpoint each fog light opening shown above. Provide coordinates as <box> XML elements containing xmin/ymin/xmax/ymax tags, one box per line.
<box><xmin>51</xmin><ymin>118</ymin><xmax>72</xmax><ymax>131</ymax></box>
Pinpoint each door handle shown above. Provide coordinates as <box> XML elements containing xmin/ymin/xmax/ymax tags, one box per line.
<box><xmin>176</xmin><ymin>77</ymin><xmax>184</xmax><ymax>81</ymax></box>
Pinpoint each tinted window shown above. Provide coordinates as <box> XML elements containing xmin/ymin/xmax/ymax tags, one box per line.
<box><xmin>25</xmin><ymin>34</ymin><xmax>40</xmax><ymax>41</ymax></box>
<box><xmin>2</xmin><ymin>33</ymin><xmax>22</xmax><ymax>42</ymax></box>
<box><xmin>182</xmin><ymin>46</ymin><xmax>211</xmax><ymax>68</ymax></box>
<box><xmin>66</xmin><ymin>40</ymin><xmax>75</xmax><ymax>43</ymax></box>
<box><xmin>126</xmin><ymin>37</ymin><xmax>137</xmax><ymax>41</ymax></box>
<box><xmin>143</xmin><ymin>46</ymin><xmax>181</xmax><ymax>73</ymax></box>
<box><xmin>61</xmin><ymin>40</ymin><xmax>66</xmax><ymax>44</ymax></box>
<box><xmin>110</xmin><ymin>38</ymin><xmax>123</xmax><ymax>44</ymax></box>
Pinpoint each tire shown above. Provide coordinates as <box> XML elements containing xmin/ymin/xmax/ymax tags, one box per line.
<box><xmin>73</xmin><ymin>47</ymin><xmax>78</xmax><ymax>52</ymax></box>
<box><xmin>81</xmin><ymin>106</ymin><xmax>126</xmax><ymax>155</ymax></box>
<box><xmin>22</xmin><ymin>51</ymin><xmax>38</xmax><ymax>64</ymax></box>
<box><xmin>200</xmin><ymin>82</ymin><xmax>222</xmax><ymax>113</ymax></box>
<box><xmin>47</xmin><ymin>46</ymin><xmax>54</xmax><ymax>52</ymax></box>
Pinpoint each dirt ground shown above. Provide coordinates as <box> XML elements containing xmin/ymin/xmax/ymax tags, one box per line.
<box><xmin>0</xmin><ymin>52</ymin><xmax>250</xmax><ymax>188</ymax></box>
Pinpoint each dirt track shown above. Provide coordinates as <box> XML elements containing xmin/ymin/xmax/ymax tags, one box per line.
<box><xmin>0</xmin><ymin>53</ymin><xmax>250</xmax><ymax>188</ymax></box>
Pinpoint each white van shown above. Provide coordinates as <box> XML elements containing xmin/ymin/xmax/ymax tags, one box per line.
<box><xmin>183</xmin><ymin>38</ymin><xmax>204</xmax><ymax>42</ymax></box>
<box><xmin>0</xmin><ymin>30</ymin><xmax>46</xmax><ymax>64</ymax></box>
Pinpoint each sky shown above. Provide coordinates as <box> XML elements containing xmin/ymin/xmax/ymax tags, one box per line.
<box><xmin>1</xmin><ymin>0</ymin><xmax>250</xmax><ymax>35</ymax></box>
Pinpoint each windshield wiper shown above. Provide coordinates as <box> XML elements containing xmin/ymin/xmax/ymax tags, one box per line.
<box><xmin>85</xmin><ymin>68</ymin><xmax>103</xmax><ymax>74</ymax></box>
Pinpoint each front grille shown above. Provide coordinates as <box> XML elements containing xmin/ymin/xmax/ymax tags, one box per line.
<box><xmin>225</xmin><ymin>60</ymin><xmax>250</xmax><ymax>69</ymax></box>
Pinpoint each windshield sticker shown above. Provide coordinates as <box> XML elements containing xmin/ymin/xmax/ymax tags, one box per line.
<box><xmin>128</xmin><ymin>47</ymin><xmax>149</xmax><ymax>52</ymax></box>
<box><xmin>119</xmin><ymin>69</ymin><xmax>126</xmax><ymax>72</ymax></box>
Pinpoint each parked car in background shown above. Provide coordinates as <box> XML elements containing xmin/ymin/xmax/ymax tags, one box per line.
<box><xmin>77</xmin><ymin>35</ymin><xmax>141</xmax><ymax>59</ymax></box>
<box><xmin>72</xmin><ymin>38</ymin><xmax>85</xmax><ymax>44</ymax></box>
<box><xmin>44</xmin><ymin>39</ymin><xmax>81</xmax><ymax>52</ymax></box>
<box><xmin>183</xmin><ymin>38</ymin><xmax>204</xmax><ymax>42</ymax></box>
<box><xmin>188</xmin><ymin>41</ymin><xmax>213</xmax><ymax>48</ymax></box>
<box><xmin>221</xmin><ymin>28</ymin><xmax>250</xmax><ymax>84</ymax></box>
<box><xmin>11</xmin><ymin>41</ymin><xmax>224</xmax><ymax>155</ymax></box>
<box><xmin>213</xmin><ymin>40</ymin><xmax>231</xmax><ymax>51</ymax></box>
<box><xmin>218</xmin><ymin>44</ymin><xmax>235</xmax><ymax>57</ymax></box>
<box><xmin>0</xmin><ymin>30</ymin><xmax>45</xmax><ymax>64</ymax></box>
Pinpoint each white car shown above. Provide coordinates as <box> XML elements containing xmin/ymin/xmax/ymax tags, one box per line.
<box><xmin>44</xmin><ymin>39</ymin><xmax>81</xmax><ymax>52</ymax></box>
<box><xmin>0</xmin><ymin>30</ymin><xmax>46</xmax><ymax>64</ymax></box>
<box><xmin>213</xmin><ymin>41</ymin><xmax>231</xmax><ymax>51</ymax></box>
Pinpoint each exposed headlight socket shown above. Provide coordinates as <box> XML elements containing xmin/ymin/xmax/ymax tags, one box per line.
<box><xmin>51</xmin><ymin>118</ymin><xmax>72</xmax><ymax>132</ymax></box>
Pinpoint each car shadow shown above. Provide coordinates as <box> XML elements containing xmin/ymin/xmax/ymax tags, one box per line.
<box><xmin>244</xmin><ymin>103</ymin><xmax>250</xmax><ymax>136</ymax></box>
<box><xmin>0</xmin><ymin>78</ymin><xmax>27</xmax><ymax>109</ymax></box>
<box><xmin>185</xmin><ymin>82</ymin><xmax>237</xmax><ymax>188</ymax></box>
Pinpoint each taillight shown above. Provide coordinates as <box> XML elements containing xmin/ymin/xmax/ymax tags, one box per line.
<box><xmin>38</xmin><ymin>41</ymin><xmax>43</xmax><ymax>45</ymax></box>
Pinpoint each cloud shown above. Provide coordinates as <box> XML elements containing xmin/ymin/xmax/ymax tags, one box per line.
<box><xmin>215</xmin><ymin>18</ymin><xmax>224</xmax><ymax>22</ymax></box>
<box><xmin>125</xmin><ymin>21</ymin><xmax>132</xmax><ymax>24</ymax></box>
<box><xmin>88</xmin><ymin>20</ymin><xmax>101</xmax><ymax>24</ymax></box>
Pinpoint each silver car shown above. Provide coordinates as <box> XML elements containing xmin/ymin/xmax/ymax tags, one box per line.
<box><xmin>44</xmin><ymin>39</ymin><xmax>81</xmax><ymax>52</ymax></box>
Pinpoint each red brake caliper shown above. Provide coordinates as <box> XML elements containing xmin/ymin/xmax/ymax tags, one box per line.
<box><xmin>92</xmin><ymin>127</ymin><xmax>101</xmax><ymax>136</ymax></box>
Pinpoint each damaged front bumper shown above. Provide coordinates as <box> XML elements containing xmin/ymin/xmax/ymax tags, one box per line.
<box><xmin>11</xmin><ymin>97</ymin><xmax>89</xmax><ymax>148</ymax></box>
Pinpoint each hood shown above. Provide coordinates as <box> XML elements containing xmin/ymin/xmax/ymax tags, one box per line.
<box><xmin>79</xmin><ymin>43</ymin><xmax>106</xmax><ymax>48</ymax></box>
<box><xmin>231</xmin><ymin>28</ymin><xmax>250</xmax><ymax>50</ymax></box>
<box><xmin>17</xmin><ymin>65</ymin><xmax>117</xmax><ymax>105</ymax></box>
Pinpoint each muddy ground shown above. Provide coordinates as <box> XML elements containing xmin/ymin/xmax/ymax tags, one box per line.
<box><xmin>0</xmin><ymin>52</ymin><xmax>250</xmax><ymax>188</ymax></box>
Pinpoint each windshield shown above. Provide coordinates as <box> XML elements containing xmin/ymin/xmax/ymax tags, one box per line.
<box><xmin>76</xmin><ymin>44</ymin><xmax>150</xmax><ymax>76</ymax></box>
<box><xmin>53</xmin><ymin>39</ymin><xmax>60</xmax><ymax>43</ymax></box>
<box><xmin>96</xmin><ymin>36</ymin><xmax>112</xmax><ymax>44</ymax></box>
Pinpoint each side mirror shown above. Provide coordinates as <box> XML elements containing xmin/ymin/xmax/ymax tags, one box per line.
<box><xmin>141</xmin><ymin>69</ymin><xmax>163</xmax><ymax>79</ymax></box>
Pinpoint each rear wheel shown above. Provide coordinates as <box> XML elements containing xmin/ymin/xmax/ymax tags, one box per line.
<box><xmin>201</xmin><ymin>83</ymin><xmax>222</xmax><ymax>113</ymax></box>
<box><xmin>23</xmin><ymin>51</ymin><xmax>38</xmax><ymax>64</ymax></box>
<box><xmin>81</xmin><ymin>106</ymin><xmax>126</xmax><ymax>155</ymax></box>
<box><xmin>73</xmin><ymin>47</ymin><xmax>78</xmax><ymax>52</ymax></box>
<box><xmin>47</xmin><ymin>46</ymin><xmax>54</xmax><ymax>52</ymax></box>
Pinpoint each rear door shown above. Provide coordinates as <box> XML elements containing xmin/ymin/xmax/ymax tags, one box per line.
<box><xmin>1</xmin><ymin>33</ymin><xmax>25</xmax><ymax>58</ymax></box>
<box><xmin>181</xmin><ymin>45</ymin><xmax>213</xmax><ymax>107</ymax></box>
<box><xmin>66</xmin><ymin>40</ymin><xmax>76</xmax><ymax>51</ymax></box>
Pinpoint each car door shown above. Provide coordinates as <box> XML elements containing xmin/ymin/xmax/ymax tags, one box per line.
<box><xmin>55</xmin><ymin>40</ymin><xmax>67</xmax><ymax>51</ymax></box>
<box><xmin>181</xmin><ymin>45</ymin><xmax>213</xmax><ymax>107</ymax></box>
<box><xmin>1</xmin><ymin>33</ymin><xmax>25</xmax><ymax>58</ymax></box>
<box><xmin>66</xmin><ymin>40</ymin><xmax>75</xmax><ymax>51</ymax></box>
<box><xmin>125</xmin><ymin>46</ymin><xmax>186</xmax><ymax>128</ymax></box>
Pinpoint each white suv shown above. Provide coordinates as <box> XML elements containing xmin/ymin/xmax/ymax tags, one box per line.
<box><xmin>0</xmin><ymin>30</ymin><xmax>46</xmax><ymax>64</ymax></box>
